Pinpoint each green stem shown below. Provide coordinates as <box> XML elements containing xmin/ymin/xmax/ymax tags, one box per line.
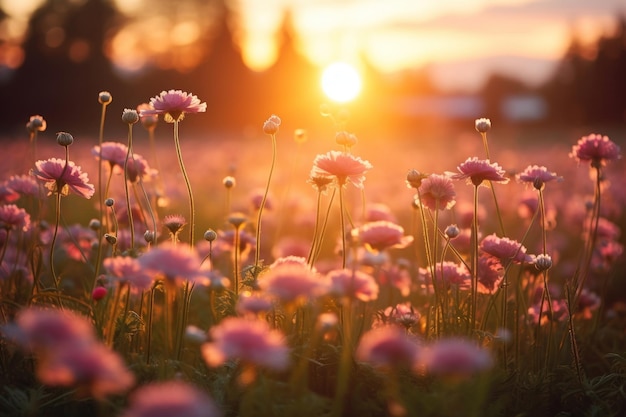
<box><xmin>173</xmin><ymin>120</ymin><xmax>195</xmax><ymax>247</ymax></box>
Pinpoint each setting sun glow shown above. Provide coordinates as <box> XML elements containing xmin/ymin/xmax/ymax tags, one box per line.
<box><xmin>321</xmin><ymin>62</ymin><xmax>362</xmax><ymax>103</ymax></box>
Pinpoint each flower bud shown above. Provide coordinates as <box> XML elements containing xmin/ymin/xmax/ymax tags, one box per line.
<box><xmin>406</xmin><ymin>169</ymin><xmax>427</xmax><ymax>189</ymax></box>
<box><xmin>26</xmin><ymin>115</ymin><xmax>47</xmax><ymax>133</ymax></box>
<box><xmin>263</xmin><ymin>115</ymin><xmax>281</xmax><ymax>135</ymax></box>
<box><xmin>475</xmin><ymin>118</ymin><xmax>491</xmax><ymax>133</ymax></box>
<box><xmin>204</xmin><ymin>229</ymin><xmax>218</xmax><ymax>242</ymax></box>
<box><xmin>534</xmin><ymin>254</ymin><xmax>552</xmax><ymax>271</ymax></box>
<box><xmin>122</xmin><ymin>109</ymin><xmax>139</xmax><ymax>124</ymax></box>
<box><xmin>89</xmin><ymin>219</ymin><xmax>101</xmax><ymax>231</ymax></box>
<box><xmin>105</xmin><ymin>198</ymin><xmax>115</xmax><ymax>207</ymax></box>
<box><xmin>445</xmin><ymin>224</ymin><xmax>460</xmax><ymax>239</ymax></box>
<box><xmin>105</xmin><ymin>233</ymin><xmax>117</xmax><ymax>245</ymax></box>
<box><xmin>223</xmin><ymin>176</ymin><xmax>236</xmax><ymax>189</ymax></box>
<box><xmin>98</xmin><ymin>91</ymin><xmax>112</xmax><ymax>105</ymax></box>
<box><xmin>144</xmin><ymin>230</ymin><xmax>156</xmax><ymax>243</ymax></box>
<box><xmin>92</xmin><ymin>286</ymin><xmax>108</xmax><ymax>301</ymax></box>
<box><xmin>56</xmin><ymin>132</ymin><xmax>74</xmax><ymax>147</ymax></box>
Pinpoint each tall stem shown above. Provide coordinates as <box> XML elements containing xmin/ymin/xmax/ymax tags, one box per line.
<box><xmin>470</xmin><ymin>185</ymin><xmax>479</xmax><ymax>333</ymax></box>
<box><xmin>339</xmin><ymin>185</ymin><xmax>347</xmax><ymax>269</ymax></box>
<box><xmin>255</xmin><ymin>133</ymin><xmax>277</xmax><ymax>266</ymax></box>
<box><xmin>123</xmin><ymin>125</ymin><xmax>136</xmax><ymax>252</ymax></box>
<box><xmin>173</xmin><ymin>120</ymin><xmax>195</xmax><ymax>247</ymax></box>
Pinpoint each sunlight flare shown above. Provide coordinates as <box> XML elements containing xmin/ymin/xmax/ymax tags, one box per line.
<box><xmin>321</xmin><ymin>62</ymin><xmax>362</xmax><ymax>103</ymax></box>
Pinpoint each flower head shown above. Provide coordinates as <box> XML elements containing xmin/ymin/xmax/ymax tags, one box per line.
<box><xmin>121</xmin><ymin>381</ymin><xmax>221</xmax><ymax>417</ymax></box>
<box><xmin>354</xmin><ymin>220</ymin><xmax>413</xmax><ymax>253</ymax></box>
<box><xmin>326</xmin><ymin>268</ymin><xmax>379</xmax><ymax>302</ymax></box>
<box><xmin>0</xmin><ymin>204</ymin><xmax>31</xmax><ymax>232</ymax></box>
<box><xmin>570</xmin><ymin>134</ymin><xmax>621</xmax><ymax>167</ymax></box>
<box><xmin>202</xmin><ymin>317</ymin><xmax>289</xmax><ymax>371</ymax></box>
<box><xmin>516</xmin><ymin>165</ymin><xmax>561</xmax><ymax>190</ymax></box>
<box><xmin>311</xmin><ymin>150</ymin><xmax>373</xmax><ymax>189</ymax></box>
<box><xmin>356</xmin><ymin>326</ymin><xmax>420</xmax><ymax>370</ymax></box>
<box><xmin>26</xmin><ymin>115</ymin><xmax>47</xmax><ymax>133</ymax></box>
<box><xmin>417</xmin><ymin>173</ymin><xmax>456</xmax><ymax>210</ymax></box>
<box><xmin>141</xmin><ymin>89</ymin><xmax>207</xmax><ymax>123</ymax></box>
<box><xmin>420</xmin><ymin>338</ymin><xmax>493</xmax><ymax>380</ymax></box>
<box><xmin>32</xmin><ymin>158</ymin><xmax>95</xmax><ymax>198</ymax></box>
<box><xmin>103</xmin><ymin>256</ymin><xmax>154</xmax><ymax>292</ymax></box>
<box><xmin>480</xmin><ymin>233</ymin><xmax>533</xmax><ymax>264</ymax></box>
<box><xmin>475</xmin><ymin>118</ymin><xmax>491</xmax><ymax>133</ymax></box>
<box><xmin>448</xmin><ymin>157</ymin><xmax>509</xmax><ymax>187</ymax></box>
<box><xmin>137</xmin><ymin>103</ymin><xmax>158</xmax><ymax>130</ymax></box>
<box><xmin>257</xmin><ymin>261</ymin><xmax>324</xmax><ymax>305</ymax></box>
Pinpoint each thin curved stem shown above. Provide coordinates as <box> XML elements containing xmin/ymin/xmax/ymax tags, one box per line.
<box><xmin>173</xmin><ymin>120</ymin><xmax>195</xmax><ymax>247</ymax></box>
<box><xmin>123</xmin><ymin>125</ymin><xmax>136</xmax><ymax>252</ymax></box>
<box><xmin>255</xmin><ymin>133</ymin><xmax>277</xmax><ymax>266</ymax></box>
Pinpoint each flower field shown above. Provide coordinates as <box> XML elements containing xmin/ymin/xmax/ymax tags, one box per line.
<box><xmin>0</xmin><ymin>90</ymin><xmax>625</xmax><ymax>417</ymax></box>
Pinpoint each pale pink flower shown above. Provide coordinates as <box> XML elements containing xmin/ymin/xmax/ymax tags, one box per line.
<box><xmin>121</xmin><ymin>381</ymin><xmax>221</xmax><ymax>417</ymax></box>
<box><xmin>365</xmin><ymin>203</ymin><xmax>397</xmax><ymax>222</ymax></box>
<box><xmin>378</xmin><ymin>264</ymin><xmax>412</xmax><ymax>297</ymax></box>
<box><xmin>310</xmin><ymin>150</ymin><xmax>373</xmax><ymax>189</ymax></box>
<box><xmin>448</xmin><ymin>157</ymin><xmax>509</xmax><ymax>186</ymax></box>
<box><xmin>6</xmin><ymin>175</ymin><xmax>41</xmax><ymax>199</ymax></box>
<box><xmin>92</xmin><ymin>141</ymin><xmax>128</xmax><ymax>168</ymax></box>
<box><xmin>420</xmin><ymin>262</ymin><xmax>471</xmax><ymax>291</ymax></box>
<box><xmin>32</xmin><ymin>158</ymin><xmax>95</xmax><ymax>198</ymax></box>
<box><xmin>236</xmin><ymin>291</ymin><xmax>274</xmax><ymax>316</ymax></box>
<box><xmin>202</xmin><ymin>317</ymin><xmax>289</xmax><ymax>371</ymax></box>
<box><xmin>37</xmin><ymin>342</ymin><xmax>135</xmax><ymax>400</ymax></box>
<box><xmin>480</xmin><ymin>233</ymin><xmax>533</xmax><ymax>264</ymax></box>
<box><xmin>356</xmin><ymin>325</ymin><xmax>421</xmax><ymax>370</ymax></box>
<box><xmin>327</xmin><ymin>268</ymin><xmax>379</xmax><ymax>302</ymax></box>
<box><xmin>257</xmin><ymin>261</ymin><xmax>325</xmax><ymax>305</ymax></box>
<box><xmin>136</xmin><ymin>102</ymin><xmax>158</xmax><ymax>130</ymax></box>
<box><xmin>476</xmin><ymin>254</ymin><xmax>504</xmax><ymax>294</ymax></box>
<box><xmin>103</xmin><ymin>256</ymin><xmax>154</xmax><ymax>292</ymax></box>
<box><xmin>0</xmin><ymin>204</ymin><xmax>31</xmax><ymax>232</ymax></box>
<box><xmin>355</xmin><ymin>220</ymin><xmax>413</xmax><ymax>253</ymax></box>
<box><xmin>417</xmin><ymin>173</ymin><xmax>456</xmax><ymax>210</ymax></box>
<box><xmin>125</xmin><ymin>153</ymin><xmax>156</xmax><ymax>183</ymax></box>
<box><xmin>569</xmin><ymin>133</ymin><xmax>621</xmax><ymax>166</ymax></box>
<box><xmin>420</xmin><ymin>338</ymin><xmax>493</xmax><ymax>379</ymax></box>
<box><xmin>139</xmin><ymin>243</ymin><xmax>206</xmax><ymax>285</ymax></box>
<box><xmin>141</xmin><ymin>89</ymin><xmax>207</xmax><ymax>122</ymax></box>
<box><xmin>516</xmin><ymin>165</ymin><xmax>561</xmax><ymax>190</ymax></box>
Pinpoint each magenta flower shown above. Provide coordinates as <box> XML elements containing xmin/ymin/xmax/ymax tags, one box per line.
<box><xmin>420</xmin><ymin>261</ymin><xmax>471</xmax><ymax>291</ymax></box>
<box><xmin>202</xmin><ymin>317</ymin><xmax>289</xmax><ymax>371</ymax></box>
<box><xmin>480</xmin><ymin>233</ymin><xmax>533</xmax><ymax>264</ymax></box>
<box><xmin>121</xmin><ymin>381</ymin><xmax>221</xmax><ymax>417</ymax></box>
<box><xmin>476</xmin><ymin>254</ymin><xmax>503</xmax><ymax>294</ymax></box>
<box><xmin>516</xmin><ymin>165</ymin><xmax>561</xmax><ymax>190</ymax></box>
<box><xmin>139</xmin><ymin>243</ymin><xmax>207</xmax><ymax>285</ymax></box>
<box><xmin>257</xmin><ymin>261</ymin><xmax>325</xmax><ymax>305</ymax></box>
<box><xmin>32</xmin><ymin>158</ymin><xmax>95</xmax><ymax>199</ymax></box>
<box><xmin>0</xmin><ymin>204</ymin><xmax>31</xmax><ymax>232</ymax></box>
<box><xmin>421</xmin><ymin>338</ymin><xmax>493</xmax><ymax>380</ymax></box>
<box><xmin>103</xmin><ymin>256</ymin><xmax>154</xmax><ymax>292</ymax></box>
<box><xmin>326</xmin><ymin>268</ymin><xmax>379</xmax><ymax>302</ymax></box>
<box><xmin>6</xmin><ymin>174</ymin><xmax>41</xmax><ymax>199</ymax></box>
<box><xmin>356</xmin><ymin>325</ymin><xmax>421</xmax><ymax>370</ymax></box>
<box><xmin>310</xmin><ymin>150</ymin><xmax>373</xmax><ymax>189</ymax></box>
<box><xmin>448</xmin><ymin>157</ymin><xmax>509</xmax><ymax>186</ymax></box>
<box><xmin>569</xmin><ymin>133</ymin><xmax>621</xmax><ymax>166</ymax></box>
<box><xmin>418</xmin><ymin>173</ymin><xmax>456</xmax><ymax>210</ymax></box>
<box><xmin>141</xmin><ymin>89</ymin><xmax>207</xmax><ymax>123</ymax></box>
<box><xmin>355</xmin><ymin>220</ymin><xmax>413</xmax><ymax>253</ymax></box>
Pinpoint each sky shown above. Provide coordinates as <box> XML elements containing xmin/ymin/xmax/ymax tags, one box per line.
<box><xmin>1</xmin><ymin>0</ymin><xmax>624</xmax><ymax>91</ymax></box>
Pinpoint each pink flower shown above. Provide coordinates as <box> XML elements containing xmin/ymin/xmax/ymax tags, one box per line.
<box><xmin>310</xmin><ymin>150</ymin><xmax>373</xmax><ymax>189</ymax></box>
<box><xmin>92</xmin><ymin>141</ymin><xmax>128</xmax><ymax>168</ymax></box>
<box><xmin>356</xmin><ymin>326</ymin><xmax>421</xmax><ymax>370</ymax></box>
<box><xmin>420</xmin><ymin>338</ymin><xmax>493</xmax><ymax>380</ymax></box>
<box><xmin>121</xmin><ymin>381</ymin><xmax>221</xmax><ymax>417</ymax></box>
<box><xmin>477</xmin><ymin>254</ymin><xmax>503</xmax><ymax>294</ymax></box>
<box><xmin>202</xmin><ymin>317</ymin><xmax>289</xmax><ymax>371</ymax></box>
<box><xmin>365</xmin><ymin>203</ymin><xmax>397</xmax><ymax>222</ymax></box>
<box><xmin>448</xmin><ymin>157</ymin><xmax>509</xmax><ymax>186</ymax></box>
<box><xmin>355</xmin><ymin>220</ymin><xmax>413</xmax><ymax>253</ymax></box>
<box><xmin>37</xmin><ymin>342</ymin><xmax>135</xmax><ymax>400</ymax></box>
<box><xmin>570</xmin><ymin>133</ymin><xmax>621</xmax><ymax>166</ymax></box>
<box><xmin>236</xmin><ymin>291</ymin><xmax>274</xmax><ymax>316</ymax></box>
<box><xmin>480</xmin><ymin>233</ymin><xmax>533</xmax><ymax>264</ymax></box>
<box><xmin>0</xmin><ymin>204</ymin><xmax>31</xmax><ymax>232</ymax></box>
<box><xmin>125</xmin><ymin>154</ymin><xmax>156</xmax><ymax>183</ymax></box>
<box><xmin>6</xmin><ymin>174</ymin><xmax>41</xmax><ymax>199</ymax></box>
<box><xmin>378</xmin><ymin>265</ymin><xmax>412</xmax><ymax>297</ymax></box>
<box><xmin>516</xmin><ymin>165</ymin><xmax>561</xmax><ymax>190</ymax></box>
<box><xmin>103</xmin><ymin>256</ymin><xmax>154</xmax><ymax>292</ymax></box>
<box><xmin>417</xmin><ymin>174</ymin><xmax>456</xmax><ymax>210</ymax></box>
<box><xmin>0</xmin><ymin>183</ymin><xmax>20</xmax><ymax>203</ymax></box>
<box><xmin>141</xmin><ymin>89</ymin><xmax>207</xmax><ymax>123</ymax></box>
<box><xmin>327</xmin><ymin>268</ymin><xmax>379</xmax><ymax>302</ymax></box>
<box><xmin>420</xmin><ymin>262</ymin><xmax>470</xmax><ymax>291</ymax></box>
<box><xmin>32</xmin><ymin>158</ymin><xmax>95</xmax><ymax>199</ymax></box>
<box><xmin>257</xmin><ymin>261</ymin><xmax>325</xmax><ymax>305</ymax></box>
<box><xmin>139</xmin><ymin>244</ymin><xmax>207</xmax><ymax>285</ymax></box>
<box><xmin>375</xmin><ymin>302</ymin><xmax>421</xmax><ymax>331</ymax></box>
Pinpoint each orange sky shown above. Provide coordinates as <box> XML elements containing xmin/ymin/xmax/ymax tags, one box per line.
<box><xmin>1</xmin><ymin>0</ymin><xmax>624</xmax><ymax>91</ymax></box>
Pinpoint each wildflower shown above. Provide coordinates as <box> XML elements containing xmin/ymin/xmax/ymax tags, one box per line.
<box><xmin>163</xmin><ymin>214</ymin><xmax>187</xmax><ymax>238</ymax></box>
<box><xmin>475</xmin><ymin>118</ymin><xmax>491</xmax><ymax>133</ymax></box>
<box><xmin>516</xmin><ymin>165</ymin><xmax>561</xmax><ymax>190</ymax></box>
<box><xmin>327</xmin><ymin>268</ymin><xmax>379</xmax><ymax>302</ymax></box>
<box><xmin>365</xmin><ymin>203</ymin><xmax>396</xmax><ymax>222</ymax></box>
<box><xmin>122</xmin><ymin>108</ymin><xmax>140</xmax><ymax>125</ymax></box>
<box><xmin>448</xmin><ymin>157</ymin><xmax>509</xmax><ymax>186</ymax></box>
<box><xmin>56</xmin><ymin>132</ymin><xmax>74</xmax><ymax>147</ymax></box>
<box><xmin>92</xmin><ymin>286</ymin><xmax>107</xmax><ymax>301</ymax></box>
<box><xmin>138</xmin><ymin>243</ymin><xmax>206</xmax><ymax>285</ymax></box>
<box><xmin>6</xmin><ymin>174</ymin><xmax>41</xmax><ymax>199</ymax></box>
<box><xmin>569</xmin><ymin>133</ymin><xmax>621</xmax><ymax>167</ymax></box>
<box><xmin>0</xmin><ymin>204</ymin><xmax>31</xmax><ymax>232</ymax></box>
<box><xmin>356</xmin><ymin>326</ymin><xmax>420</xmax><ymax>370</ymax></box>
<box><xmin>103</xmin><ymin>256</ymin><xmax>154</xmax><ymax>292</ymax></box>
<box><xmin>257</xmin><ymin>261</ymin><xmax>324</xmax><ymax>305</ymax></box>
<box><xmin>311</xmin><ymin>150</ymin><xmax>372</xmax><ymax>189</ymax></box>
<box><xmin>93</xmin><ymin>142</ymin><xmax>128</xmax><ymax>168</ymax></box>
<box><xmin>26</xmin><ymin>115</ymin><xmax>47</xmax><ymax>133</ymax></box>
<box><xmin>204</xmin><ymin>229</ymin><xmax>218</xmax><ymax>242</ymax></box>
<box><xmin>417</xmin><ymin>173</ymin><xmax>456</xmax><ymax>210</ymax></box>
<box><xmin>354</xmin><ymin>220</ymin><xmax>413</xmax><ymax>253</ymax></box>
<box><xmin>375</xmin><ymin>302</ymin><xmax>421</xmax><ymax>331</ymax></box>
<box><xmin>420</xmin><ymin>262</ymin><xmax>470</xmax><ymax>291</ymax></box>
<box><xmin>98</xmin><ymin>91</ymin><xmax>112</xmax><ymax>105</ymax></box>
<box><xmin>202</xmin><ymin>317</ymin><xmax>289</xmax><ymax>371</ymax></box>
<box><xmin>405</xmin><ymin>169</ymin><xmax>428</xmax><ymax>189</ymax></box>
<box><xmin>445</xmin><ymin>224</ymin><xmax>460</xmax><ymax>239</ymax></box>
<box><xmin>480</xmin><ymin>233</ymin><xmax>533</xmax><ymax>264</ymax></box>
<box><xmin>534</xmin><ymin>254</ymin><xmax>553</xmax><ymax>271</ymax></box>
<box><xmin>236</xmin><ymin>291</ymin><xmax>274</xmax><ymax>316</ymax></box>
<box><xmin>141</xmin><ymin>89</ymin><xmax>207</xmax><ymax>123</ymax></box>
<box><xmin>476</xmin><ymin>254</ymin><xmax>504</xmax><ymax>294</ymax></box>
<box><xmin>122</xmin><ymin>380</ymin><xmax>221</xmax><ymax>417</ymax></box>
<box><xmin>32</xmin><ymin>158</ymin><xmax>95</xmax><ymax>199</ymax></box>
<box><xmin>263</xmin><ymin>114</ymin><xmax>281</xmax><ymax>135</ymax></box>
<box><xmin>125</xmin><ymin>153</ymin><xmax>155</xmax><ymax>183</ymax></box>
<box><xmin>420</xmin><ymin>338</ymin><xmax>493</xmax><ymax>380</ymax></box>
<box><xmin>307</xmin><ymin>173</ymin><xmax>334</xmax><ymax>194</ymax></box>
<box><xmin>378</xmin><ymin>264</ymin><xmax>412</xmax><ymax>297</ymax></box>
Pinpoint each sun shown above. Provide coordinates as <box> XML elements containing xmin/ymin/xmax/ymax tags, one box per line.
<box><xmin>321</xmin><ymin>62</ymin><xmax>362</xmax><ymax>103</ymax></box>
